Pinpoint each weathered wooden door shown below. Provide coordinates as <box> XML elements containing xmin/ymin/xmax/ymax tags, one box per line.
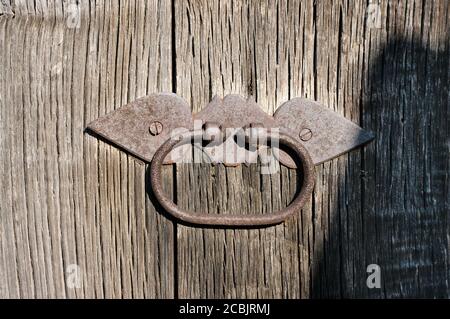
<box><xmin>0</xmin><ymin>0</ymin><xmax>448</xmax><ymax>298</ymax></box>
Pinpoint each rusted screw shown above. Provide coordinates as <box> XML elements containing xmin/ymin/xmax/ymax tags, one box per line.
<box><xmin>149</xmin><ymin>121</ymin><xmax>163</xmax><ymax>136</ymax></box>
<box><xmin>299</xmin><ymin>128</ymin><xmax>312</xmax><ymax>141</ymax></box>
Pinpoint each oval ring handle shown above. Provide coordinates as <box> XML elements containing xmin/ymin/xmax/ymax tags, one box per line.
<box><xmin>150</xmin><ymin>130</ymin><xmax>315</xmax><ymax>226</ymax></box>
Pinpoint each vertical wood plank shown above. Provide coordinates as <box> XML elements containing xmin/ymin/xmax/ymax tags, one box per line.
<box><xmin>174</xmin><ymin>0</ymin><xmax>449</xmax><ymax>298</ymax></box>
<box><xmin>175</xmin><ymin>0</ymin><xmax>312</xmax><ymax>298</ymax></box>
<box><xmin>0</xmin><ymin>0</ymin><xmax>174</xmax><ymax>298</ymax></box>
<box><xmin>361</xmin><ymin>0</ymin><xmax>449</xmax><ymax>298</ymax></box>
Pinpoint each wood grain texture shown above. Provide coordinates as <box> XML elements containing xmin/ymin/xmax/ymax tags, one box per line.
<box><xmin>360</xmin><ymin>0</ymin><xmax>449</xmax><ymax>298</ymax></box>
<box><xmin>0</xmin><ymin>0</ymin><xmax>174</xmax><ymax>298</ymax></box>
<box><xmin>0</xmin><ymin>0</ymin><xmax>449</xmax><ymax>299</ymax></box>
<box><xmin>174</xmin><ymin>0</ymin><xmax>313</xmax><ymax>298</ymax></box>
<box><xmin>174</xmin><ymin>0</ymin><xmax>449</xmax><ymax>298</ymax></box>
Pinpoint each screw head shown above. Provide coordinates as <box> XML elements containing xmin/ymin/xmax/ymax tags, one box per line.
<box><xmin>149</xmin><ymin>121</ymin><xmax>163</xmax><ymax>136</ymax></box>
<box><xmin>299</xmin><ymin>128</ymin><xmax>312</xmax><ymax>141</ymax></box>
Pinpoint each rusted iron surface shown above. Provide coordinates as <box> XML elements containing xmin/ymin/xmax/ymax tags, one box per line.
<box><xmin>194</xmin><ymin>95</ymin><xmax>278</xmax><ymax>131</ymax></box>
<box><xmin>87</xmin><ymin>93</ymin><xmax>374</xmax><ymax>166</ymax></box>
<box><xmin>87</xmin><ymin>93</ymin><xmax>374</xmax><ymax>226</ymax></box>
<box><xmin>274</xmin><ymin>98</ymin><xmax>375</xmax><ymax>167</ymax></box>
<box><xmin>87</xmin><ymin>93</ymin><xmax>193</xmax><ymax>164</ymax></box>
<box><xmin>193</xmin><ymin>95</ymin><xmax>281</xmax><ymax>166</ymax></box>
<box><xmin>150</xmin><ymin>131</ymin><xmax>315</xmax><ymax>226</ymax></box>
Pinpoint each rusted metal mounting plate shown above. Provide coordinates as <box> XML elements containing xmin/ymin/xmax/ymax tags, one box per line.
<box><xmin>193</xmin><ymin>95</ymin><xmax>280</xmax><ymax>166</ymax></box>
<box><xmin>86</xmin><ymin>93</ymin><xmax>374</xmax><ymax>167</ymax></box>
<box><xmin>274</xmin><ymin>98</ymin><xmax>375</xmax><ymax>168</ymax></box>
<box><xmin>87</xmin><ymin>93</ymin><xmax>193</xmax><ymax>164</ymax></box>
<box><xmin>194</xmin><ymin>95</ymin><xmax>277</xmax><ymax>129</ymax></box>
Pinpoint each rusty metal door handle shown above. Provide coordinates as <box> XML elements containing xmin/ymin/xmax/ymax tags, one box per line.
<box><xmin>87</xmin><ymin>93</ymin><xmax>374</xmax><ymax>227</ymax></box>
<box><xmin>150</xmin><ymin>130</ymin><xmax>315</xmax><ymax>226</ymax></box>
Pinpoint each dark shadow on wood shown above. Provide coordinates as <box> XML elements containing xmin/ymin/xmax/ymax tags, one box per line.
<box><xmin>311</xmin><ymin>38</ymin><xmax>449</xmax><ymax>298</ymax></box>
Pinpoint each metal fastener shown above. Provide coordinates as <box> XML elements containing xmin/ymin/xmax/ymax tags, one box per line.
<box><xmin>87</xmin><ymin>93</ymin><xmax>375</xmax><ymax>227</ymax></box>
<box><xmin>149</xmin><ymin>121</ymin><xmax>163</xmax><ymax>136</ymax></box>
<box><xmin>299</xmin><ymin>128</ymin><xmax>313</xmax><ymax>141</ymax></box>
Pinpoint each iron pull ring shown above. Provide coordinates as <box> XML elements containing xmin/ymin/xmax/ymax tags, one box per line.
<box><xmin>150</xmin><ymin>131</ymin><xmax>315</xmax><ymax>226</ymax></box>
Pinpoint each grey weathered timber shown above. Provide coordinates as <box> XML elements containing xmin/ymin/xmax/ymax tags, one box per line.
<box><xmin>174</xmin><ymin>0</ymin><xmax>449</xmax><ymax>298</ymax></box>
<box><xmin>0</xmin><ymin>1</ymin><xmax>174</xmax><ymax>298</ymax></box>
<box><xmin>0</xmin><ymin>0</ymin><xmax>449</xmax><ymax>299</ymax></box>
